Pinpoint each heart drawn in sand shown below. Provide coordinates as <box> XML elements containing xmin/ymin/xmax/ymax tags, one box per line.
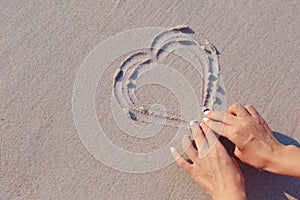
<box><xmin>73</xmin><ymin>26</ymin><xmax>227</xmax><ymax>173</ymax></box>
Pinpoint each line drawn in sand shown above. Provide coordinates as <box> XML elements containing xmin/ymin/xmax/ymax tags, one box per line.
<box><xmin>73</xmin><ymin>26</ymin><xmax>228</xmax><ymax>172</ymax></box>
<box><xmin>113</xmin><ymin>25</ymin><xmax>224</xmax><ymax>128</ymax></box>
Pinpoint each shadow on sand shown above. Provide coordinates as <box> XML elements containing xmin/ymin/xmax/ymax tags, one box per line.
<box><xmin>220</xmin><ymin>131</ymin><xmax>300</xmax><ymax>200</ymax></box>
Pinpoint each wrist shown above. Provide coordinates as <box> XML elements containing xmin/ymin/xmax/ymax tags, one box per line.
<box><xmin>212</xmin><ymin>187</ymin><xmax>246</xmax><ymax>200</ymax></box>
<box><xmin>265</xmin><ymin>144</ymin><xmax>300</xmax><ymax>177</ymax></box>
<box><xmin>263</xmin><ymin>143</ymin><xmax>285</xmax><ymax>173</ymax></box>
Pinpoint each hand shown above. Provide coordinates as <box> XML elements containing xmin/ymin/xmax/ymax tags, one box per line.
<box><xmin>203</xmin><ymin>103</ymin><xmax>300</xmax><ymax>177</ymax></box>
<box><xmin>171</xmin><ymin>122</ymin><xmax>246</xmax><ymax>200</ymax></box>
<box><xmin>203</xmin><ymin>103</ymin><xmax>283</xmax><ymax>171</ymax></box>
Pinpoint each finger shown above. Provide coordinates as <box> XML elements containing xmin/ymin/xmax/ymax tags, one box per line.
<box><xmin>200</xmin><ymin>123</ymin><xmax>235</xmax><ymax>162</ymax></box>
<box><xmin>231</xmin><ymin>158</ymin><xmax>243</xmax><ymax>175</ymax></box>
<box><xmin>203</xmin><ymin>120</ymin><xmax>229</xmax><ymax>138</ymax></box>
<box><xmin>189</xmin><ymin>121</ymin><xmax>206</xmax><ymax>150</ymax></box>
<box><xmin>202</xmin><ymin>120</ymin><xmax>241</xmax><ymax>147</ymax></box>
<box><xmin>244</xmin><ymin>104</ymin><xmax>259</xmax><ymax>118</ymax></box>
<box><xmin>244</xmin><ymin>105</ymin><xmax>270</xmax><ymax>130</ymax></box>
<box><xmin>170</xmin><ymin>146</ymin><xmax>193</xmax><ymax>173</ymax></box>
<box><xmin>199</xmin><ymin>123</ymin><xmax>220</xmax><ymax>156</ymax></box>
<box><xmin>260</xmin><ymin>117</ymin><xmax>271</xmax><ymax>132</ymax></box>
<box><xmin>203</xmin><ymin>111</ymin><xmax>237</xmax><ymax>125</ymax></box>
<box><xmin>228</xmin><ymin>102</ymin><xmax>250</xmax><ymax>117</ymax></box>
<box><xmin>182</xmin><ymin>135</ymin><xmax>198</xmax><ymax>161</ymax></box>
<box><xmin>231</xmin><ymin>157</ymin><xmax>239</xmax><ymax>168</ymax></box>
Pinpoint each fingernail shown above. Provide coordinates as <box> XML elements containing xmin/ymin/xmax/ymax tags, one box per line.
<box><xmin>170</xmin><ymin>146</ymin><xmax>175</xmax><ymax>153</ymax></box>
<box><xmin>186</xmin><ymin>124</ymin><xmax>191</xmax><ymax>132</ymax></box>
<box><xmin>198</xmin><ymin>122</ymin><xmax>202</xmax><ymax>126</ymax></box>
<box><xmin>189</xmin><ymin>120</ymin><xmax>197</xmax><ymax>126</ymax></box>
<box><xmin>204</xmin><ymin>110</ymin><xmax>210</xmax><ymax>115</ymax></box>
<box><xmin>203</xmin><ymin>117</ymin><xmax>209</xmax><ymax>122</ymax></box>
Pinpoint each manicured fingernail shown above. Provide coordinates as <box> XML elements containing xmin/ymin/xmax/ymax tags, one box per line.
<box><xmin>170</xmin><ymin>146</ymin><xmax>175</xmax><ymax>153</ymax></box>
<box><xmin>203</xmin><ymin>117</ymin><xmax>209</xmax><ymax>122</ymax></box>
<box><xmin>204</xmin><ymin>110</ymin><xmax>210</xmax><ymax>115</ymax></box>
<box><xmin>189</xmin><ymin>120</ymin><xmax>197</xmax><ymax>126</ymax></box>
<box><xmin>198</xmin><ymin>122</ymin><xmax>202</xmax><ymax>126</ymax></box>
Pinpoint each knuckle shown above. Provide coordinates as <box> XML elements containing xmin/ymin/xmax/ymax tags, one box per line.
<box><xmin>231</xmin><ymin>126</ymin><xmax>239</xmax><ymax>134</ymax></box>
<box><xmin>184</xmin><ymin>166</ymin><xmax>192</xmax><ymax>174</ymax></box>
<box><xmin>253</xmin><ymin>116</ymin><xmax>260</xmax><ymax>123</ymax></box>
<box><xmin>177</xmin><ymin>159</ymin><xmax>186</xmax><ymax>168</ymax></box>
<box><xmin>245</xmin><ymin>104</ymin><xmax>252</xmax><ymax>109</ymax></box>
<box><xmin>234</xmin><ymin>102</ymin><xmax>242</xmax><ymax>107</ymax></box>
<box><xmin>241</xmin><ymin>119</ymin><xmax>251</xmax><ymax>128</ymax></box>
<box><xmin>228</xmin><ymin>104</ymin><xmax>235</xmax><ymax>109</ymax></box>
<box><xmin>258</xmin><ymin>117</ymin><xmax>266</xmax><ymax>125</ymax></box>
<box><xmin>229</xmin><ymin>102</ymin><xmax>242</xmax><ymax>111</ymax></box>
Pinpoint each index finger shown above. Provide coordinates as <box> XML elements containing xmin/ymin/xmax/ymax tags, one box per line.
<box><xmin>202</xmin><ymin>120</ymin><xmax>242</xmax><ymax>149</ymax></box>
<box><xmin>189</xmin><ymin>122</ymin><xmax>206</xmax><ymax>150</ymax></box>
<box><xmin>204</xmin><ymin>111</ymin><xmax>237</xmax><ymax>125</ymax></box>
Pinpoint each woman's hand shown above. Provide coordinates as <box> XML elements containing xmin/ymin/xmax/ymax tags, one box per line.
<box><xmin>203</xmin><ymin>103</ymin><xmax>300</xmax><ymax>177</ymax></box>
<box><xmin>171</xmin><ymin>122</ymin><xmax>246</xmax><ymax>200</ymax></box>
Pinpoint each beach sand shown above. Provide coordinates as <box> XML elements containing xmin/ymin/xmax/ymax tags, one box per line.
<box><xmin>1</xmin><ymin>0</ymin><xmax>300</xmax><ymax>199</ymax></box>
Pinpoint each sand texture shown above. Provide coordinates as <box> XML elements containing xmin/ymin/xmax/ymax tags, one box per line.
<box><xmin>1</xmin><ymin>0</ymin><xmax>300</xmax><ymax>199</ymax></box>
